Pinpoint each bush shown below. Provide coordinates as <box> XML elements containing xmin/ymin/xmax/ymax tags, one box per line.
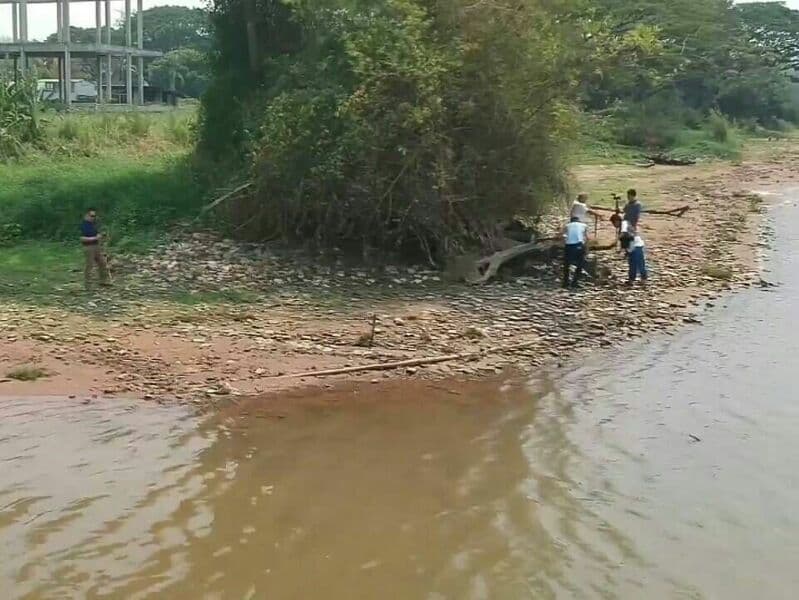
<box><xmin>612</xmin><ymin>95</ymin><xmax>683</xmax><ymax>149</ymax></box>
<box><xmin>56</xmin><ymin>118</ymin><xmax>81</xmax><ymax>141</ymax></box>
<box><xmin>706</xmin><ymin>110</ymin><xmax>730</xmax><ymax>142</ymax></box>
<box><xmin>0</xmin><ymin>74</ymin><xmax>39</xmax><ymax>159</ymax></box>
<box><xmin>165</xmin><ymin>112</ymin><xmax>195</xmax><ymax>145</ymax></box>
<box><xmin>200</xmin><ymin>0</ymin><xmax>583</xmax><ymax>259</ymax></box>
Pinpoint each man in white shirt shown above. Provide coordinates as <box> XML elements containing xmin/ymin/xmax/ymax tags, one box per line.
<box><xmin>563</xmin><ymin>216</ymin><xmax>589</xmax><ymax>288</ymax></box>
<box><xmin>626</xmin><ymin>233</ymin><xmax>648</xmax><ymax>285</ymax></box>
<box><xmin>570</xmin><ymin>193</ymin><xmax>597</xmax><ymax>224</ymax></box>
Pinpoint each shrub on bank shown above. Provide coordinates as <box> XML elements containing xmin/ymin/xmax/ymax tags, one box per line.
<box><xmin>199</xmin><ymin>0</ymin><xmax>586</xmax><ymax>261</ymax></box>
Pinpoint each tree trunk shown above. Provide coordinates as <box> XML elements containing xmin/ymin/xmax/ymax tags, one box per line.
<box><xmin>244</xmin><ymin>0</ymin><xmax>259</xmax><ymax>75</ymax></box>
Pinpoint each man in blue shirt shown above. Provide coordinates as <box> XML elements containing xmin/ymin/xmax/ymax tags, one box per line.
<box><xmin>80</xmin><ymin>208</ymin><xmax>111</xmax><ymax>288</ymax></box>
<box><xmin>624</xmin><ymin>189</ymin><xmax>643</xmax><ymax>232</ymax></box>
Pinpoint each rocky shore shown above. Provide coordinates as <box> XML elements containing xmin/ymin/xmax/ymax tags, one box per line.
<box><xmin>1</xmin><ymin>143</ymin><xmax>797</xmax><ymax>403</ymax></box>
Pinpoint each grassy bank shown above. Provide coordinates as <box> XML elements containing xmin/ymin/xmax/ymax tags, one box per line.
<box><xmin>0</xmin><ymin>110</ymin><xmax>202</xmax><ymax>247</ymax></box>
<box><xmin>0</xmin><ymin>110</ymin><xmax>209</xmax><ymax>308</ymax></box>
<box><xmin>572</xmin><ymin>110</ymin><xmax>780</xmax><ymax>165</ymax></box>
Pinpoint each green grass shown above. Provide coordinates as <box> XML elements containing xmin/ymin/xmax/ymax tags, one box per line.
<box><xmin>670</xmin><ymin>127</ymin><xmax>742</xmax><ymax>161</ymax></box>
<box><xmin>5</xmin><ymin>365</ymin><xmax>48</xmax><ymax>382</ymax></box>
<box><xmin>0</xmin><ymin>242</ymin><xmax>83</xmax><ymax>298</ymax></box>
<box><xmin>701</xmin><ymin>263</ymin><xmax>734</xmax><ymax>281</ymax></box>
<box><xmin>0</xmin><ymin>239</ymin><xmax>262</xmax><ymax>313</ymax></box>
<box><xmin>0</xmin><ymin>154</ymin><xmax>202</xmax><ymax>242</ymax></box>
<box><xmin>577</xmin><ymin>110</ymin><xmax>746</xmax><ymax>164</ymax></box>
<box><xmin>39</xmin><ymin>110</ymin><xmax>197</xmax><ymax>156</ymax></box>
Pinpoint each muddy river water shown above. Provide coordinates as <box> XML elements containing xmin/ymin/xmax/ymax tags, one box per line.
<box><xmin>2</xmin><ymin>195</ymin><xmax>798</xmax><ymax>599</ymax></box>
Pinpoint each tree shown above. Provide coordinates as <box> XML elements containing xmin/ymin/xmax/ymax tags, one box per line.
<box><xmin>199</xmin><ymin>0</ymin><xmax>592</xmax><ymax>257</ymax></box>
<box><xmin>736</xmin><ymin>2</ymin><xmax>799</xmax><ymax>72</ymax></box>
<box><xmin>578</xmin><ymin>0</ymin><xmax>799</xmax><ymax>129</ymax></box>
<box><xmin>46</xmin><ymin>7</ymin><xmax>210</xmax><ymax>53</ymax></box>
<box><xmin>148</xmin><ymin>48</ymin><xmax>210</xmax><ymax>97</ymax></box>
<box><xmin>130</xmin><ymin>7</ymin><xmax>211</xmax><ymax>53</ymax></box>
<box><xmin>41</xmin><ymin>8</ymin><xmax>211</xmax><ymax>96</ymax></box>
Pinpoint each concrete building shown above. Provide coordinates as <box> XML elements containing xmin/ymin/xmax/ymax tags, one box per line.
<box><xmin>0</xmin><ymin>0</ymin><xmax>162</xmax><ymax>108</ymax></box>
<box><xmin>38</xmin><ymin>77</ymin><xmax>97</xmax><ymax>102</ymax></box>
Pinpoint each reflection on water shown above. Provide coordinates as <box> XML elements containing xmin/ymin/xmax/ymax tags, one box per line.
<box><xmin>1</xmin><ymin>198</ymin><xmax>798</xmax><ymax>599</ymax></box>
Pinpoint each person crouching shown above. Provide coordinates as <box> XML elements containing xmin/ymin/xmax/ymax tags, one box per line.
<box><xmin>563</xmin><ymin>216</ymin><xmax>589</xmax><ymax>289</ymax></box>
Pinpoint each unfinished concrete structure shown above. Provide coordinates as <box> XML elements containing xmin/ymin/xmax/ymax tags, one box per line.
<box><xmin>0</xmin><ymin>0</ymin><xmax>162</xmax><ymax>107</ymax></box>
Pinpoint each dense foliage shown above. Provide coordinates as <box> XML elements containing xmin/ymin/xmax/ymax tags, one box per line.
<box><xmin>0</xmin><ymin>76</ymin><xmax>39</xmax><ymax>159</ymax></box>
<box><xmin>199</xmin><ymin>0</ymin><xmax>798</xmax><ymax>256</ymax></box>
<box><xmin>737</xmin><ymin>1</ymin><xmax>799</xmax><ymax>71</ymax></box>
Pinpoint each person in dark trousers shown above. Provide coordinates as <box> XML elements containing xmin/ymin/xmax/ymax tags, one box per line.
<box><xmin>624</xmin><ymin>189</ymin><xmax>643</xmax><ymax>232</ymax></box>
<box><xmin>563</xmin><ymin>216</ymin><xmax>589</xmax><ymax>288</ymax></box>
<box><xmin>80</xmin><ymin>208</ymin><xmax>111</xmax><ymax>289</ymax></box>
<box><xmin>624</xmin><ymin>232</ymin><xmax>648</xmax><ymax>285</ymax></box>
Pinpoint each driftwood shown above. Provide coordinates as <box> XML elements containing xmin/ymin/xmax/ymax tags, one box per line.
<box><xmin>589</xmin><ymin>204</ymin><xmax>691</xmax><ymax>218</ymax></box>
<box><xmin>467</xmin><ymin>236</ymin><xmax>618</xmax><ymax>285</ymax></box>
<box><xmin>645</xmin><ymin>153</ymin><xmax>697</xmax><ymax>166</ymax></box>
<box><xmin>468</xmin><ymin>237</ymin><xmax>559</xmax><ymax>284</ymax></box>
<box><xmin>271</xmin><ymin>341</ymin><xmax>542</xmax><ymax>380</ymax></box>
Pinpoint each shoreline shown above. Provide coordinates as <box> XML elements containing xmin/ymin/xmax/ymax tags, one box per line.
<box><xmin>2</xmin><ymin>141</ymin><xmax>798</xmax><ymax>404</ymax></box>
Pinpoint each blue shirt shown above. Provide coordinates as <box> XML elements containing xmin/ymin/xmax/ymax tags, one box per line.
<box><xmin>80</xmin><ymin>220</ymin><xmax>99</xmax><ymax>243</ymax></box>
<box><xmin>624</xmin><ymin>201</ymin><xmax>642</xmax><ymax>227</ymax></box>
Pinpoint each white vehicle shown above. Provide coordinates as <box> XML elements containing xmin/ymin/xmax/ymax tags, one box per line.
<box><xmin>37</xmin><ymin>79</ymin><xmax>98</xmax><ymax>103</ymax></box>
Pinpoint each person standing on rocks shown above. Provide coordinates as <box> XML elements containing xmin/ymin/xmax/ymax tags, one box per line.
<box><xmin>624</xmin><ymin>189</ymin><xmax>643</xmax><ymax>232</ymax></box>
<box><xmin>625</xmin><ymin>231</ymin><xmax>648</xmax><ymax>285</ymax></box>
<box><xmin>80</xmin><ymin>208</ymin><xmax>112</xmax><ymax>289</ymax></box>
<box><xmin>570</xmin><ymin>193</ymin><xmax>598</xmax><ymax>224</ymax></box>
<box><xmin>563</xmin><ymin>216</ymin><xmax>589</xmax><ymax>289</ymax></box>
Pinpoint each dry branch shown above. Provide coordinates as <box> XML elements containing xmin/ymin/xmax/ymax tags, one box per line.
<box><xmin>589</xmin><ymin>204</ymin><xmax>690</xmax><ymax>218</ymax></box>
<box><xmin>200</xmin><ymin>182</ymin><xmax>254</xmax><ymax>215</ymax></box>
<box><xmin>468</xmin><ymin>237</ymin><xmax>559</xmax><ymax>284</ymax></box>
<box><xmin>646</xmin><ymin>153</ymin><xmax>696</xmax><ymax>166</ymax></box>
<box><xmin>271</xmin><ymin>340</ymin><xmax>541</xmax><ymax>379</ymax></box>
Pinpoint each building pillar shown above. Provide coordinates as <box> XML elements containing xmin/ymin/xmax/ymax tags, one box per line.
<box><xmin>137</xmin><ymin>0</ymin><xmax>144</xmax><ymax>104</ymax></box>
<box><xmin>64</xmin><ymin>0</ymin><xmax>72</xmax><ymax>107</ymax></box>
<box><xmin>94</xmin><ymin>0</ymin><xmax>102</xmax><ymax>103</ymax></box>
<box><xmin>19</xmin><ymin>0</ymin><xmax>28</xmax><ymax>42</ymax></box>
<box><xmin>95</xmin><ymin>0</ymin><xmax>102</xmax><ymax>45</ymax></box>
<box><xmin>57</xmin><ymin>56</ymin><xmax>63</xmax><ymax>101</ymax></box>
<box><xmin>97</xmin><ymin>56</ymin><xmax>103</xmax><ymax>104</ymax></box>
<box><xmin>125</xmin><ymin>0</ymin><xmax>132</xmax><ymax>105</ymax></box>
<box><xmin>105</xmin><ymin>0</ymin><xmax>112</xmax><ymax>102</ymax></box>
<box><xmin>11</xmin><ymin>2</ymin><xmax>18</xmax><ymax>43</ymax></box>
<box><xmin>57</xmin><ymin>0</ymin><xmax>63</xmax><ymax>42</ymax></box>
<box><xmin>105</xmin><ymin>0</ymin><xmax>112</xmax><ymax>44</ymax></box>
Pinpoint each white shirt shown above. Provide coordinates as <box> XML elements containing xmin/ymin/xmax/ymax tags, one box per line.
<box><xmin>564</xmin><ymin>221</ymin><xmax>588</xmax><ymax>245</ymax></box>
<box><xmin>570</xmin><ymin>201</ymin><xmax>589</xmax><ymax>223</ymax></box>
<box><xmin>626</xmin><ymin>235</ymin><xmax>645</xmax><ymax>253</ymax></box>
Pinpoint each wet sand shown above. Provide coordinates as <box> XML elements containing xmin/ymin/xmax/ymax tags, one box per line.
<box><xmin>1</xmin><ymin>192</ymin><xmax>797</xmax><ymax>599</ymax></box>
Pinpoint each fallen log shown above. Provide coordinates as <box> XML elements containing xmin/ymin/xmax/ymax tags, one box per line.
<box><xmin>645</xmin><ymin>153</ymin><xmax>696</xmax><ymax>166</ymax></box>
<box><xmin>468</xmin><ymin>237</ymin><xmax>559</xmax><ymax>284</ymax></box>
<box><xmin>270</xmin><ymin>340</ymin><xmax>542</xmax><ymax>380</ymax></box>
<box><xmin>467</xmin><ymin>236</ymin><xmax>619</xmax><ymax>285</ymax></box>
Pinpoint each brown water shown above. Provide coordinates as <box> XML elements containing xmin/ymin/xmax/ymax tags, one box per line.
<box><xmin>2</xmin><ymin>196</ymin><xmax>799</xmax><ymax>599</ymax></box>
